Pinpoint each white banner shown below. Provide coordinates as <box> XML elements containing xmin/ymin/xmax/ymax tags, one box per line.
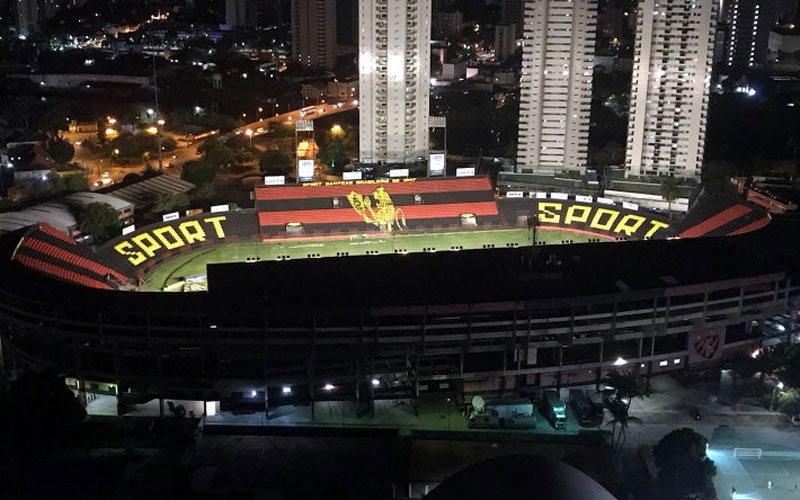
<box><xmin>389</xmin><ymin>168</ymin><xmax>409</xmax><ymax>178</ymax></box>
<box><xmin>162</xmin><ymin>212</ymin><xmax>179</xmax><ymax>222</ymax></box>
<box><xmin>597</xmin><ymin>197</ymin><xmax>615</xmax><ymax>205</ymax></box>
<box><xmin>264</xmin><ymin>175</ymin><xmax>286</xmax><ymax>186</ymax></box>
<box><xmin>210</xmin><ymin>204</ymin><xmax>229</xmax><ymax>213</ymax></box>
<box><xmin>551</xmin><ymin>192</ymin><xmax>568</xmax><ymax>200</ymax></box>
<box><xmin>535</xmin><ymin>192</ymin><xmax>548</xmax><ymax>199</ymax></box>
<box><xmin>575</xmin><ymin>195</ymin><xmax>593</xmax><ymax>203</ymax></box>
<box><xmin>456</xmin><ymin>167</ymin><xmax>475</xmax><ymax>177</ymax></box>
<box><xmin>506</xmin><ymin>191</ymin><xmax>523</xmax><ymax>198</ymax></box>
<box><xmin>122</xmin><ymin>224</ymin><xmax>136</xmax><ymax>235</ymax></box>
<box><xmin>343</xmin><ymin>171</ymin><xmax>362</xmax><ymax>180</ymax></box>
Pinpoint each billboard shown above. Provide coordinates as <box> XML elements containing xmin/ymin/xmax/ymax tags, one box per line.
<box><xmin>429</xmin><ymin>153</ymin><xmax>445</xmax><ymax>176</ymax></box>
<box><xmin>298</xmin><ymin>160</ymin><xmax>314</xmax><ymax>182</ymax></box>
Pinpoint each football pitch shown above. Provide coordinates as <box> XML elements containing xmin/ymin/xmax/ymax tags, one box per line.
<box><xmin>140</xmin><ymin>227</ymin><xmax>602</xmax><ymax>291</ymax></box>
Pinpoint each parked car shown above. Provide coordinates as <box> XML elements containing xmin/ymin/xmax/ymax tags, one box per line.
<box><xmin>789</xmin><ymin>414</ymin><xmax>800</xmax><ymax>427</ymax></box>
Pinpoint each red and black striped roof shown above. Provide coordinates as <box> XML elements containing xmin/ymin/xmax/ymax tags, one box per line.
<box><xmin>12</xmin><ymin>223</ymin><xmax>129</xmax><ymax>290</ymax></box>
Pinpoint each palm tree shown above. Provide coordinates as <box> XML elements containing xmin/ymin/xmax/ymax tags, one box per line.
<box><xmin>602</xmin><ymin>369</ymin><xmax>648</xmax><ymax>412</ymax></box>
<box><xmin>660</xmin><ymin>176</ymin><xmax>681</xmax><ymax>216</ymax></box>
<box><xmin>605</xmin><ymin>398</ymin><xmax>642</xmax><ymax>452</ymax></box>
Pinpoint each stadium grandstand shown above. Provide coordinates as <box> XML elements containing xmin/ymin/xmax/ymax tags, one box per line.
<box><xmin>254</xmin><ymin>177</ymin><xmax>500</xmax><ymax>238</ymax></box>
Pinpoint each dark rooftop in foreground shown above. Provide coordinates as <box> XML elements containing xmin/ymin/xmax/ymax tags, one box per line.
<box><xmin>207</xmin><ymin>221</ymin><xmax>794</xmax><ymax>308</ymax></box>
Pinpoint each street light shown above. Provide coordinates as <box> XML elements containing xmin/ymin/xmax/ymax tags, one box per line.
<box><xmin>245</xmin><ymin>128</ymin><xmax>253</xmax><ymax>147</ymax></box>
<box><xmin>614</xmin><ymin>357</ymin><xmax>627</xmax><ymax>366</ymax></box>
<box><xmin>330</xmin><ymin>124</ymin><xmax>343</xmax><ymax>135</ymax></box>
<box><xmin>771</xmin><ymin>381</ymin><xmax>785</xmax><ymax>411</ymax></box>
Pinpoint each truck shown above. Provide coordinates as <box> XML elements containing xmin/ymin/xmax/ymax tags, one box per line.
<box><xmin>542</xmin><ymin>390</ymin><xmax>567</xmax><ymax>430</ymax></box>
<box><xmin>569</xmin><ymin>389</ymin><xmax>604</xmax><ymax>427</ymax></box>
<box><xmin>491</xmin><ymin>400</ymin><xmax>536</xmax><ymax>429</ymax></box>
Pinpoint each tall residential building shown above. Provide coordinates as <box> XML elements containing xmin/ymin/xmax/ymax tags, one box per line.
<box><xmin>225</xmin><ymin>0</ymin><xmax>257</xmax><ymax>28</ymax></box>
<box><xmin>494</xmin><ymin>22</ymin><xmax>517</xmax><ymax>62</ymax></box>
<box><xmin>501</xmin><ymin>0</ymin><xmax>524</xmax><ymax>37</ymax></box>
<box><xmin>625</xmin><ymin>0</ymin><xmax>717</xmax><ymax>180</ymax></box>
<box><xmin>358</xmin><ymin>0</ymin><xmax>431</xmax><ymax>164</ymax></box>
<box><xmin>720</xmin><ymin>0</ymin><xmax>777</xmax><ymax>72</ymax></box>
<box><xmin>516</xmin><ymin>0</ymin><xmax>597</xmax><ymax>175</ymax></box>
<box><xmin>291</xmin><ymin>0</ymin><xmax>337</xmax><ymax>69</ymax></box>
<box><xmin>15</xmin><ymin>0</ymin><xmax>39</xmax><ymax>37</ymax></box>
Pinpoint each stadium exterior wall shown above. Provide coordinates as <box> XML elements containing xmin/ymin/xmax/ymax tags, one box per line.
<box><xmin>0</xmin><ymin>256</ymin><xmax>794</xmax><ymax>407</ymax></box>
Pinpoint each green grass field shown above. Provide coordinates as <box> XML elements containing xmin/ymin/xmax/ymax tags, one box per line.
<box><xmin>140</xmin><ymin>227</ymin><xmax>601</xmax><ymax>291</ymax></box>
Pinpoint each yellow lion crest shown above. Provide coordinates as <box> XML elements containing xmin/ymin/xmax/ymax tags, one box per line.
<box><xmin>347</xmin><ymin>186</ymin><xmax>407</xmax><ymax>232</ymax></box>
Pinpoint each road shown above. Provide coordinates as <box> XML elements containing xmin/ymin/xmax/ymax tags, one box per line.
<box><xmin>233</xmin><ymin>101</ymin><xmax>358</xmax><ymax>137</ymax></box>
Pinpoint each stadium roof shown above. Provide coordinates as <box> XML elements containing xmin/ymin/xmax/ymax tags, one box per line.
<box><xmin>0</xmin><ymin>191</ymin><xmax>133</xmax><ymax>235</ymax></box>
<box><xmin>207</xmin><ymin>227</ymin><xmax>785</xmax><ymax>309</ymax></box>
<box><xmin>106</xmin><ymin>175</ymin><xmax>195</xmax><ymax>208</ymax></box>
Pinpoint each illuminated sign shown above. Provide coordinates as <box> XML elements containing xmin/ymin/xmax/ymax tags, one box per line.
<box><xmin>162</xmin><ymin>212</ymin><xmax>179</xmax><ymax>222</ymax></box>
<box><xmin>186</xmin><ymin>208</ymin><xmax>204</xmax><ymax>216</ymax></box>
<box><xmin>210</xmin><ymin>204</ymin><xmax>229</xmax><ymax>213</ymax></box>
<box><xmin>298</xmin><ymin>160</ymin><xmax>314</xmax><ymax>182</ymax></box>
<box><xmin>122</xmin><ymin>225</ymin><xmax>136</xmax><ymax>235</ymax></box>
<box><xmin>113</xmin><ymin>216</ymin><xmax>228</xmax><ymax>266</ymax></box>
<box><xmin>506</xmin><ymin>191</ymin><xmax>523</xmax><ymax>198</ymax></box>
<box><xmin>264</xmin><ymin>175</ymin><xmax>285</xmax><ymax>186</ymax></box>
<box><xmin>343</xmin><ymin>171</ymin><xmax>362</xmax><ymax>180</ymax></box>
<box><xmin>347</xmin><ymin>187</ymin><xmax>407</xmax><ymax>232</ymax></box>
<box><xmin>429</xmin><ymin>153</ymin><xmax>445</xmax><ymax>176</ymax></box>
<box><xmin>534</xmin><ymin>201</ymin><xmax>670</xmax><ymax>239</ymax></box>
<box><xmin>456</xmin><ymin>167</ymin><xmax>475</xmax><ymax>177</ymax></box>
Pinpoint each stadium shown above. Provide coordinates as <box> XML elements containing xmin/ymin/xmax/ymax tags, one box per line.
<box><xmin>0</xmin><ymin>175</ymin><xmax>793</xmax><ymax>416</ymax></box>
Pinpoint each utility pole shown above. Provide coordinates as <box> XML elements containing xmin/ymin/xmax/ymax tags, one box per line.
<box><xmin>153</xmin><ymin>55</ymin><xmax>163</xmax><ymax>172</ymax></box>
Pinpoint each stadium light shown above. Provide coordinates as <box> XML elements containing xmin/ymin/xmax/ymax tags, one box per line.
<box><xmin>613</xmin><ymin>357</ymin><xmax>627</xmax><ymax>366</ymax></box>
<box><xmin>323</xmin><ymin>383</ymin><xmax>334</xmax><ymax>391</ymax></box>
<box><xmin>331</xmin><ymin>124</ymin><xmax>343</xmax><ymax>135</ymax></box>
<box><xmin>282</xmin><ymin>386</ymin><xmax>292</xmax><ymax>395</ymax></box>
<box><xmin>250</xmin><ymin>390</ymin><xmax>257</xmax><ymax>397</ymax></box>
<box><xmin>371</xmin><ymin>378</ymin><xmax>380</xmax><ymax>387</ymax></box>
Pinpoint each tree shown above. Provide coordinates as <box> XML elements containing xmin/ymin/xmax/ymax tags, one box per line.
<box><xmin>651</xmin><ymin>428</ymin><xmax>717</xmax><ymax>500</ymax></box>
<box><xmin>0</xmin><ymin>370</ymin><xmax>86</xmax><ymax>496</ymax></box>
<box><xmin>701</xmin><ymin>161</ymin><xmax>735</xmax><ymax>194</ymax></box>
<box><xmin>151</xmin><ymin>193</ymin><xmax>189</xmax><ymax>214</ymax></box>
<box><xmin>199</xmin><ymin>137</ymin><xmax>236</xmax><ymax>168</ymax></box>
<box><xmin>318</xmin><ymin>141</ymin><xmax>347</xmax><ymax>169</ymax></box>
<box><xmin>660</xmin><ymin>176</ymin><xmax>680</xmax><ymax>215</ymax></box>
<box><xmin>48</xmin><ymin>139</ymin><xmax>75</xmax><ymax>164</ymax></box>
<box><xmin>63</xmin><ymin>174</ymin><xmax>88</xmax><ymax>192</ymax></box>
<box><xmin>605</xmin><ymin>398</ymin><xmax>641</xmax><ymax>452</ymax></box>
<box><xmin>602</xmin><ymin>369</ymin><xmax>648</xmax><ymax>412</ymax></box>
<box><xmin>79</xmin><ymin>202</ymin><xmax>121</xmax><ymax>242</ymax></box>
<box><xmin>259</xmin><ymin>149</ymin><xmax>292</xmax><ymax>173</ymax></box>
<box><xmin>181</xmin><ymin>160</ymin><xmax>216</xmax><ymax>186</ymax></box>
